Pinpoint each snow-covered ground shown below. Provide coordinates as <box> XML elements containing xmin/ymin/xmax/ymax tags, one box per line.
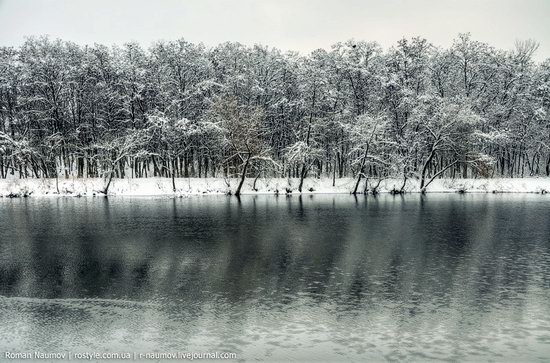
<box><xmin>0</xmin><ymin>176</ymin><xmax>549</xmax><ymax>197</ymax></box>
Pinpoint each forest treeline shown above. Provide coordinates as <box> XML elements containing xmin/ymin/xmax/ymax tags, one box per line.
<box><xmin>1</xmin><ymin>34</ymin><xmax>549</xmax><ymax>193</ymax></box>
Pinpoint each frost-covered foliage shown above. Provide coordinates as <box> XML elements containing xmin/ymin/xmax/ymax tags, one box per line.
<box><xmin>0</xmin><ymin>34</ymin><xmax>549</xmax><ymax>186</ymax></box>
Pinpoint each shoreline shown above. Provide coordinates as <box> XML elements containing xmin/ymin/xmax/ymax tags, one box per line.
<box><xmin>1</xmin><ymin>177</ymin><xmax>549</xmax><ymax>197</ymax></box>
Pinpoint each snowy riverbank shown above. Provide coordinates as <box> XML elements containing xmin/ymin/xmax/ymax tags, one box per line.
<box><xmin>1</xmin><ymin>177</ymin><xmax>550</xmax><ymax>197</ymax></box>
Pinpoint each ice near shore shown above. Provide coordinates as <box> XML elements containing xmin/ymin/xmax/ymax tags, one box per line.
<box><xmin>1</xmin><ymin>177</ymin><xmax>549</xmax><ymax>197</ymax></box>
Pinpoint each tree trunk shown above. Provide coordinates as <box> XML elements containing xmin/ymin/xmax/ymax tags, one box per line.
<box><xmin>371</xmin><ymin>178</ymin><xmax>383</xmax><ymax>195</ymax></box>
<box><xmin>422</xmin><ymin>160</ymin><xmax>460</xmax><ymax>192</ymax></box>
<box><xmin>298</xmin><ymin>163</ymin><xmax>308</xmax><ymax>193</ymax></box>
<box><xmin>352</xmin><ymin>147</ymin><xmax>369</xmax><ymax>194</ymax></box>
<box><xmin>363</xmin><ymin>177</ymin><xmax>369</xmax><ymax>194</ymax></box>
<box><xmin>332</xmin><ymin>155</ymin><xmax>336</xmax><ymax>187</ymax></box>
<box><xmin>235</xmin><ymin>155</ymin><xmax>250</xmax><ymax>196</ymax></box>
<box><xmin>54</xmin><ymin>159</ymin><xmax>59</xmax><ymax>194</ymax></box>
<box><xmin>171</xmin><ymin>157</ymin><xmax>176</xmax><ymax>192</ymax></box>
<box><xmin>420</xmin><ymin>147</ymin><xmax>437</xmax><ymax>190</ymax></box>
<box><xmin>399</xmin><ymin>175</ymin><xmax>407</xmax><ymax>193</ymax></box>
<box><xmin>352</xmin><ymin>173</ymin><xmax>363</xmax><ymax>195</ymax></box>
<box><xmin>253</xmin><ymin>173</ymin><xmax>260</xmax><ymax>191</ymax></box>
<box><xmin>103</xmin><ymin>169</ymin><xmax>114</xmax><ymax>195</ymax></box>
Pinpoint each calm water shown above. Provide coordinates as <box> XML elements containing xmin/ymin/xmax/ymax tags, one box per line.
<box><xmin>1</xmin><ymin>195</ymin><xmax>550</xmax><ymax>362</ymax></box>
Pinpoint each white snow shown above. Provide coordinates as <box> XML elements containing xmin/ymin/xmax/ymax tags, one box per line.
<box><xmin>0</xmin><ymin>176</ymin><xmax>549</xmax><ymax>197</ymax></box>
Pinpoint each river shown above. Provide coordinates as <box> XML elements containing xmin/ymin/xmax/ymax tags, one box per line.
<box><xmin>1</xmin><ymin>195</ymin><xmax>549</xmax><ymax>362</ymax></box>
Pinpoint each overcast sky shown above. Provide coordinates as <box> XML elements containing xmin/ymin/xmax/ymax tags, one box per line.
<box><xmin>0</xmin><ymin>0</ymin><xmax>548</xmax><ymax>60</ymax></box>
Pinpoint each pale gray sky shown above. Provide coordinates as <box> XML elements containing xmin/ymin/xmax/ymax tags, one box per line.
<box><xmin>0</xmin><ymin>0</ymin><xmax>548</xmax><ymax>60</ymax></box>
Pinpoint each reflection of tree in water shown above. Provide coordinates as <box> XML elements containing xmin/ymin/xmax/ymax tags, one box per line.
<box><xmin>1</xmin><ymin>197</ymin><xmax>549</xmax><ymax>301</ymax></box>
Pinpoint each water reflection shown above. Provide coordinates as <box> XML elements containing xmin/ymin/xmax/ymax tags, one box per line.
<box><xmin>1</xmin><ymin>195</ymin><xmax>550</xmax><ymax>361</ymax></box>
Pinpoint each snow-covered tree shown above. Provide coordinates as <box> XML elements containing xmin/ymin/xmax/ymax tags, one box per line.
<box><xmin>1</xmin><ymin>34</ymin><xmax>548</xmax><ymax>189</ymax></box>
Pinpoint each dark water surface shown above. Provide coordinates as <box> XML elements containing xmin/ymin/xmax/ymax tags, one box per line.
<box><xmin>1</xmin><ymin>195</ymin><xmax>550</xmax><ymax>362</ymax></box>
